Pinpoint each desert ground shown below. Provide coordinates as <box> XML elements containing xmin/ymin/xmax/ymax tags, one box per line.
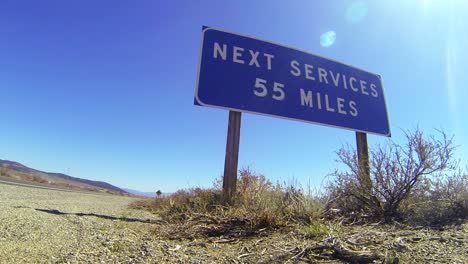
<box><xmin>0</xmin><ymin>182</ymin><xmax>466</xmax><ymax>263</ymax></box>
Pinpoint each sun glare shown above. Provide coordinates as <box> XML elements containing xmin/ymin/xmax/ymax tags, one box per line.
<box><xmin>320</xmin><ymin>31</ymin><xmax>336</xmax><ymax>47</ymax></box>
<box><xmin>345</xmin><ymin>1</ymin><xmax>368</xmax><ymax>23</ymax></box>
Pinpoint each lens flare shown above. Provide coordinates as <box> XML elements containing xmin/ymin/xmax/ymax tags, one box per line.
<box><xmin>345</xmin><ymin>1</ymin><xmax>368</xmax><ymax>23</ymax></box>
<box><xmin>320</xmin><ymin>31</ymin><xmax>336</xmax><ymax>47</ymax></box>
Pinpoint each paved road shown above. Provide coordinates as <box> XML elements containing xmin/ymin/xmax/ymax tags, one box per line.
<box><xmin>0</xmin><ymin>178</ymin><xmax>123</xmax><ymax>197</ymax></box>
<box><xmin>0</xmin><ymin>179</ymin><xmax>82</xmax><ymax>193</ymax></box>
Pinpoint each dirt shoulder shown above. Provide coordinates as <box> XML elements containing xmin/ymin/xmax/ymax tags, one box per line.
<box><xmin>0</xmin><ymin>182</ymin><xmax>466</xmax><ymax>263</ymax></box>
<box><xmin>142</xmin><ymin>213</ymin><xmax>467</xmax><ymax>263</ymax></box>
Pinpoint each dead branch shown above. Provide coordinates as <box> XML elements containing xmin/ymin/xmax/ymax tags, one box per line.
<box><xmin>290</xmin><ymin>240</ymin><xmax>383</xmax><ymax>264</ymax></box>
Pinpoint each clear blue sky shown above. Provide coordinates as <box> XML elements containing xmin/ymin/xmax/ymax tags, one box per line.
<box><xmin>1</xmin><ymin>0</ymin><xmax>467</xmax><ymax>192</ymax></box>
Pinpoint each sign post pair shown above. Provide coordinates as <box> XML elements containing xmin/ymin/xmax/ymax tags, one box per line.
<box><xmin>195</xmin><ymin>27</ymin><xmax>390</xmax><ymax>203</ymax></box>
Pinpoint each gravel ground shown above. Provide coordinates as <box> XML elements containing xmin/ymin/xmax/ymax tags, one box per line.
<box><xmin>1</xmin><ymin>183</ymin><xmax>466</xmax><ymax>263</ymax></box>
<box><xmin>0</xmin><ymin>183</ymin><xmax>163</xmax><ymax>263</ymax></box>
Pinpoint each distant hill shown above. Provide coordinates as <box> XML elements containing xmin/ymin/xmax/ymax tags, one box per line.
<box><xmin>121</xmin><ymin>188</ymin><xmax>172</xmax><ymax>198</ymax></box>
<box><xmin>122</xmin><ymin>188</ymin><xmax>156</xmax><ymax>198</ymax></box>
<box><xmin>0</xmin><ymin>159</ymin><xmax>128</xmax><ymax>194</ymax></box>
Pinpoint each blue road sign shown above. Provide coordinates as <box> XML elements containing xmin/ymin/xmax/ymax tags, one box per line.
<box><xmin>195</xmin><ymin>27</ymin><xmax>390</xmax><ymax>136</ymax></box>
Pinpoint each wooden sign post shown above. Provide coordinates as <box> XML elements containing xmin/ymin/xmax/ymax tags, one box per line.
<box><xmin>222</xmin><ymin>111</ymin><xmax>242</xmax><ymax>204</ymax></box>
<box><xmin>355</xmin><ymin>132</ymin><xmax>371</xmax><ymax>190</ymax></box>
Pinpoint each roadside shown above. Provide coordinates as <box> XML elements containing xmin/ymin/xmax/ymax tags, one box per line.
<box><xmin>0</xmin><ymin>174</ymin><xmax>127</xmax><ymax>196</ymax></box>
<box><xmin>0</xmin><ymin>177</ymin><xmax>95</xmax><ymax>194</ymax></box>
<box><xmin>0</xmin><ymin>183</ymin><xmax>161</xmax><ymax>263</ymax></box>
<box><xmin>0</xmin><ymin>183</ymin><xmax>466</xmax><ymax>263</ymax></box>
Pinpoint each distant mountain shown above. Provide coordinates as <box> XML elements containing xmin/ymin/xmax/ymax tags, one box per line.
<box><xmin>122</xmin><ymin>188</ymin><xmax>172</xmax><ymax>198</ymax></box>
<box><xmin>0</xmin><ymin>159</ymin><xmax>128</xmax><ymax>194</ymax></box>
<box><xmin>122</xmin><ymin>188</ymin><xmax>156</xmax><ymax>198</ymax></box>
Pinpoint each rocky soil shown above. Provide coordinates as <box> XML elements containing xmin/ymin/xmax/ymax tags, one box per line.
<box><xmin>0</xmin><ymin>183</ymin><xmax>466</xmax><ymax>263</ymax></box>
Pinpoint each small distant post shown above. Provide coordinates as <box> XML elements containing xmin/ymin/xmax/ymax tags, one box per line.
<box><xmin>223</xmin><ymin>111</ymin><xmax>242</xmax><ymax>204</ymax></box>
<box><xmin>355</xmin><ymin>132</ymin><xmax>371</xmax><ymax>189</ymax></box>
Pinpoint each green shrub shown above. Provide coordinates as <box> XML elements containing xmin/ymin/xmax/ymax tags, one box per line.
<box><xmin>301</xmin><ymin>220</ymin><xmax>328</xmax><ymax>238</ymax></box>
<box><xmin>300</xmin><ymin>220</ymin><xmax>343</xmax><ymax>238</ymax></box>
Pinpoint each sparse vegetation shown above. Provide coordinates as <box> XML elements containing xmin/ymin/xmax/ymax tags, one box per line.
<box><xmin>325</xmin><ymin>128</ymin><xmax>462</xmax><ymax>224</ymax></box>
<box><xmin>2</xmin><ymin>132</ymin><xmax>467</xmax><ymax>263</ymax></box>
<box><xmin>0</xmin><ymin>167</ymin><xmax>8</xmax><ymax>177</ymax></box>
<box><xmin>133</xmin><ymin>129</ymin><xmax>466</xmax><ymax>231</ymax></box>
<box><xmin>133</xmin><ymin>129</ymin><xmax>466</xmax><ymax>233</ymax></box>
<box><xmin>401</xmin><ymin>168</ymin><xmax>467</xmax><ymax>225</ymax></box>
<box><xmin>131</xmin><ymin>168</ymin><xmax>324</xmax><ymax>234</ymax></box>
<box><xmin>127</xmin><ymin>128</ymin><xmax>468</xmax><ymax>262</ymax></box>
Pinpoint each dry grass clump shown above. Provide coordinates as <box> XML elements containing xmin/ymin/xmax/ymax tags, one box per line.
<box><xmin>232</xmin><ymin>169</ymin><xmax>323</xmax><ymax>226</ymax></box>
<box><xmin>401</xmin><ymin>169</ymin><xmax>467</xmax><ymax>225</ymax></box>
<box><xmin>130</xmin><ymin>168</ymin><xmax>323</xmax><ymax>237</ymax></box>
<box><xmin>129</xmin><ymin>129</ymin><xmax>466</xmax><ymax>244</ymax></box>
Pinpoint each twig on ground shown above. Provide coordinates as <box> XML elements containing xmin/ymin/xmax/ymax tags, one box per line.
<box><xmin>214</xmin><ymin>238</ymin><xmax>237</xmax><ymax>244</ymax></box>
<box><xmin>237</xmin><ymin>253</ymin><xmax>253</xmax><ymax>260</ymax></box>
<box><xmin>289</xmin><ymin>240</ymin><xmax>383</xmax><ymax>264</ymax></box>
<box><xmin>254</xmin><ymin>239</ymin><xmax>264</xmax><ymax>246</ymax></box>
